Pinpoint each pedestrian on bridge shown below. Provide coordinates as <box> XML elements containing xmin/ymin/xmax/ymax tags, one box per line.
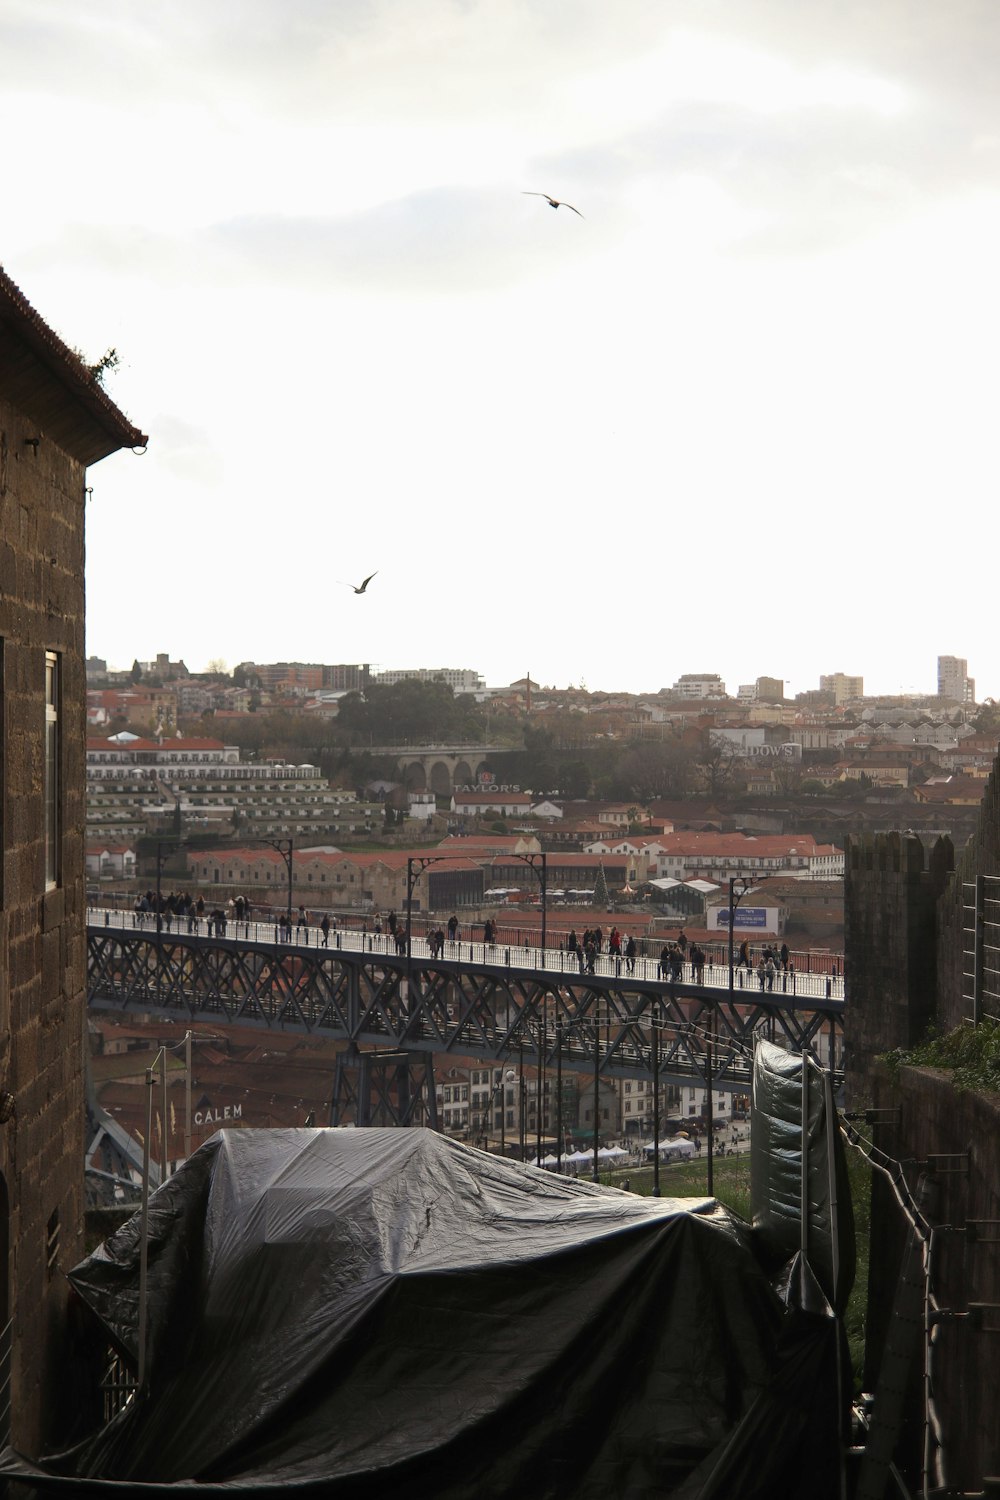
<box><xmin>321</xmin><ymin>914</ymin><xmax>330</xmax><ymax>947</ymax></box>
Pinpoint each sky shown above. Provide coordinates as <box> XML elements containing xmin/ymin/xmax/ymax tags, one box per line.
<box><xmin>4</xmin><ymin>1</ymin><xmax>1000</xmax><ymax>699</ymax></box>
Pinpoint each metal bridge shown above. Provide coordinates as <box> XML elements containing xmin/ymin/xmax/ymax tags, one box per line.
<box><xmin>87</xmin><ymin>910</ymin><xmax>845</xmax><ymax>1123</ymax></box>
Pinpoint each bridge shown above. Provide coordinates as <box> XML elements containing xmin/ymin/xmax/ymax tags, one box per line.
<box><xmin>87</xmin><ymin>909</ymin><xmax>845</xmax><ymax>1125</ymax></box>
<box><xmin>365</xmin><ymin>744</ymin><xmax>501</xmax><ymax>795</ymax></box>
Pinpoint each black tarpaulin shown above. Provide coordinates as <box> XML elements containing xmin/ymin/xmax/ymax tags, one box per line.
<box><xmin>1</xmin><ymin>1127</ymin><xmax>795</xmax><ymax>1497</ymax></box>
<box><xmin>750</xmin><ymin>1041</ymin><xmax>856</xmax><ymax>1313</ymax></box>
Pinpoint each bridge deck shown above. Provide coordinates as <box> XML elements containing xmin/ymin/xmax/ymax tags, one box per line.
<box><xmin>87</xmin><ymin>910</ymin><xmax>844</xmax><ymax>1092</ymax></box>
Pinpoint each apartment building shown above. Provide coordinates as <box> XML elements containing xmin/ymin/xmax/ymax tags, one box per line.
<box><xmin>937</xmin><ymin>655</ymin><xmax>975</xmax><ymax>705</ymax></box>
<box><xmin>86</xmin><ymin>736</ymin><xmax>377</xmax><ymax>846</ymax></box>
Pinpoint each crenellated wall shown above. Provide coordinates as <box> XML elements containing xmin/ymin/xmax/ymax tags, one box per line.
<box><xmin>843</xmin><ymin>830</ymin><xmax>953</xmax><ymax>1106</ymax></box>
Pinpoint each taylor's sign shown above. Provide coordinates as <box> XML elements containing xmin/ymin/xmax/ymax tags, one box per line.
<box><xmin>715</xmin><ymin>907</ymin><xmax>768</xmax><ymax>929</ymax></box>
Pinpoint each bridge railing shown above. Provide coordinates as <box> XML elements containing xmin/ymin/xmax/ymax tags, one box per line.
<box><xmin>87</xmin><ymin>906</ymin><xmax>845</xmax><ymax>1006</ymax></box>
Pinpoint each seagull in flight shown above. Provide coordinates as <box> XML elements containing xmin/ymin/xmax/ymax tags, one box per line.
<box><xmin>340</xmin><ymin>571</ymin><xmax>378</xmax><ymax>594</ymax></box>
<box><xmin>523</xmin><ymin>192</ymin><xmax>584</xmax><ymax>218</ymax></box>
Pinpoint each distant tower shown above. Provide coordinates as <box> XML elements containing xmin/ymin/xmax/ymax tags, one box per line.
<box><xmin>937</xmin><ymin>656</ymin><xmax>975</xmax><ymax>704</ymax></box>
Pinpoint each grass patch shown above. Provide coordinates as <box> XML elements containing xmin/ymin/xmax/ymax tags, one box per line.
<box><xmin>883</xmin><ymin>1016</ymin><xmax>1000</xmax><ymax>1093</ymax></box>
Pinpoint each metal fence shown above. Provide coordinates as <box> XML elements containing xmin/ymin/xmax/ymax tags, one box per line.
<box><xmin>99</xmin><ymin>1347</ymin><xmax>137</xmax><ymax>1424</ymax></box>
<box><xmin>962</xmin><ymin>874</ymin><xmax>1000</xmax><ymax>1024</ymax></box>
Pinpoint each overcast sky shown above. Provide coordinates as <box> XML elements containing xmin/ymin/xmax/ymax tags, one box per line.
<box><xmin>4</xmin><ymin>1</ymin><xmax>999</xmax><ymax>697</ymax></box>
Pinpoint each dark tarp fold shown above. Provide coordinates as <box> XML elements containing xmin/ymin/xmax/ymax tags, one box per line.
<box><xmin>0</xmin><ymin>1123</ymin><xmax>848</xmax><ymax>1496</ymax></box>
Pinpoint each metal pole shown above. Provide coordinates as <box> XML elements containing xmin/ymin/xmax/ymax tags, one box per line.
<box><xmin>535</xmin><ymin>996</ymin><xmax>545</xmax><ymax>1166</ymax></box>
<box><xmin>184</xmin><ymin>1030</ymin><xmax>192</xmax><ymax>1160</ymax></box>
<box><xmin>540</xmin><ymin>852</ymin><xmax>547</xmax><ymax>965</ymax></box>
<box><xmin>652</xmin><ymin>1002</ymin><xmax>660</xmax><ymax>1197</ymax></box>
<box><xmin>800</xmin><ymin>1048</ymin><xmax>810</xmax><ymax>1260</ymax></box>
<box><xmin>728</xmin><ymin>876</ymin><xmax>735</xmax><ymax>1002</ymax></box>
<box><xmin>138</xmin><ymin>1066</ymin><xmax>154</xmax><ymax>1388</ymax></box>
<box><xmin>706</xmin><ymin>1010</ymin><xmax>714</xmax><ymax>1196</ymax></box>
<box><xmin>500</xmin><ymin>1070</ymin><xmax>506</xmax><ymax>1155</ymax></box>
<box><xmin>556</xmin><ymin>1019</ymin><xmax>563</xmax><ymax>1173</ymax></box>
<box><xmin>518</xmin><ymin>1036</ymin><xmax>525</xmax><ymax>1159</ymax></box>
<box><xmin>406</xmin><ymin>858</ymin><xmax>414</xmax><ymax>1019</ymax></box>
<box><xmin>822</xmin><ymin>1061</ymin><xmax>840</xmax><ymax>1302</ymax></box>
<box><xmin>592</xmin><ymin>1003</ymin><xmax>600</xmax><ymax>1182</ymax></box>
<box><xmin>160</xmin><ymin>1048</ymin><xmax>168</xmax><ymax>1182</ymax></box>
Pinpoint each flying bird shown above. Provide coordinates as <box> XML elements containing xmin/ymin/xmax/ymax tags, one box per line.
<box><xmin>341</xmin><ymin>571</ymin><xmax>378</xmax><ymax>594</ymax></box>
<box><xmin>523</xmin><ymin>192</ymin><xmax>584</xmax><ymax>218</ymax></box>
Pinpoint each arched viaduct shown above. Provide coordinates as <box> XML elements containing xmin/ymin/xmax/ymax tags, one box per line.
<box><xmin>369</xmin><ymin>746</ymin><xmax>500</xmax><ymax>797</ymax></box>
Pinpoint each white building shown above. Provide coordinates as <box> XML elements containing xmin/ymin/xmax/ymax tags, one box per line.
<box><xmin>670</xmin><ymin>673</ymin><xmax>727</xmax><ymax>700</ymax></box>
<box><xmin>373</xmin><ymin>667</ymin><xmax>486</xmax><ymax>693</ymax></box>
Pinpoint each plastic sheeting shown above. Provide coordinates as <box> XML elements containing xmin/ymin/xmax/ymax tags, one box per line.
<box><xmin>750</xmin><ymin>1041</ymin><xmax>856</xmax><ymax>1313</ymax></box>
<box><xmin>3</xmin><ymin>1127</ymin><xmax>795</xmax><ymax>1497</ymax></box>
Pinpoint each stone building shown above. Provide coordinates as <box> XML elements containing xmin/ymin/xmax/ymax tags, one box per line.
<box><xmin>844</xmin><ymin>758</ymin><xmax>1000</xmax><ymax>1489</ymax></box>
<box><xmin>0</xmin><ymin>267</ymin><xmax>145</xmax><ymax>1452</ymax></box>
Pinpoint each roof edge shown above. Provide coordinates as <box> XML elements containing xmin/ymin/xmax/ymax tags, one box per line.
<box><xmin>0</xmin><ymin>263</ymin><xmax>148</xmax><ymax>453</ymax></box>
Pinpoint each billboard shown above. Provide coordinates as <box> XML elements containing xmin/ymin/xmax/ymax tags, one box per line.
<box><xmin>715</xmin><ymin>907</ymin><xmax>769</xmax><ymax>929</ymax></box>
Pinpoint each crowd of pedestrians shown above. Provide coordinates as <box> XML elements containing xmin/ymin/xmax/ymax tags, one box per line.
<box><xmin>106</xmin><ymin>895</ymin><xmax>843</xmax><ymax>984</ymax></box>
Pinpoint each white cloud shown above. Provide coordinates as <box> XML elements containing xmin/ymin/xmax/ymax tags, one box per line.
<box><xmin>5</xmin><ymin>0</ymin><xmax>1000</xmax><ymax>695</ymax></box>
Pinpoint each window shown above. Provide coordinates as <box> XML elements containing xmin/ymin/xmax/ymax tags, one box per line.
<box><xmin>44</xmin><ymin>652</ymin><xmax>60</xmax><ymax>889</ymax></box>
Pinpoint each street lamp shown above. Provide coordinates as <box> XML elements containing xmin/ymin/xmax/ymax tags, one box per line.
<box><xmin>727</xmin><ymin>875</ymin><xmax>754</xmax><ymax>1001</ymax></box>
<box><xmin>555</xmin><ymin>1019</ymin><xmax>564</xmax><ymax>1173</ymax></box>
<box><xmin>651</xmin><ymin>999</ymin><xmax>661</xmax><ymax>1197</ymax></box>
<box><xmin>263</xmin><ymin>837</ymin><xmax>294</xmax><ymax>933</ymax></box>
<box><xmin>716</xmin><ymin>874</ymin><xmax>761</xmax><ymax>1196</ymax></box>
<box><xmin>535</xmin><ymin>991</ymin><xmax>548</xmax><ymax>1167</ymax></box>
<box><xmin>508</xmin><ymin>851</ymin><xmax>548</xmax><ymax>962</ymax></box>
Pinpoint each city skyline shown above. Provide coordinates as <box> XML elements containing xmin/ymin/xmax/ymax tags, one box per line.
<box><xmin>90</xmin><ymin>648</ymin><xmax>980</xmax><ymax>705</ymax></box>
<box><xmin>6</xmin><ymin>2</ymin><xmax>1000</xmax><ymax>695</ymax></box>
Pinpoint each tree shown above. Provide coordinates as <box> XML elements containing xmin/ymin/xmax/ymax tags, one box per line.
<box><xmin>593</xmin><ymin>862</ymin><xmax>610</xmax><ymax>909</ymax></box>
<box><xmin>130</xmin><ymin>658</ymin><xmax>142</xmax><ymax>683</ymax></box>
<box><xmin>613</xmin><ymin>740</ymin><xmax>696</xmax><ymax>801</ymax></box>
<box><xmin>696</xmin><ymin>739</ymin><xmax>741</xmax><ymax>797</ymax></box>
<box><xmin>558</xmin><ymin>759</ymin><xmax>592</xmax><ymax>799</ymax></box>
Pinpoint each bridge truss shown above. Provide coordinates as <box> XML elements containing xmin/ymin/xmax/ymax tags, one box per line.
<box><xmin>87</xmin><ymin>927</ymin><xmax>844</xmax><ymax>1127</ymax></box>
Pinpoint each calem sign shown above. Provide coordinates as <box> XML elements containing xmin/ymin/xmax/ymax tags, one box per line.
<box><xmin>193</xmin><ymin>1103</ymin><xmax>243</xmax><ymax>1127</ymax></box>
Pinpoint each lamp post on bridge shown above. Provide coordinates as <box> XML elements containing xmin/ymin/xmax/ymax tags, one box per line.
<box><xmin>508</xmin><ymin>851</ymin><xmax>548</xmax><ymax>963</ymax></box>
<box><xmin>651</xmin><ymin>998</ymin><xmax>661</xmax><ymax>1197</ymax></box>
<box><xmin>263</xmin><ymin>837</ymin><xmax>294</xmax><ymax>934</ymax></box>
<box><xmin>715</xmin><ymin>874</ymin><xmax>760</xmax><ymax>1196</ymax></box>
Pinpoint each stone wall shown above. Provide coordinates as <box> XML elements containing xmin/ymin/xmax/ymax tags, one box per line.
<box><xmin>867</xmin><ymin>1064</ymin><xmax>1000</xmax><ymax>1491</ymax></box>
<box><xmin>843</xmin><ymin>830</ymin><xmax>953</xmax><ymax>1106</ymax></box>
<box><xmin>0</xmin><ymin>398</ymin><xmax>88</xmax><ymax>1453</ymax></box>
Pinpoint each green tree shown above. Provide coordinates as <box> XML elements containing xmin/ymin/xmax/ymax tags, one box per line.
<box><xmin>593</xmin><ymin>862</ymin><xmax>610</xmax><ymax>908</ymax></box>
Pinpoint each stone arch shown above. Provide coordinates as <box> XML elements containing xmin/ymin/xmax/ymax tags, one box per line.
<box><xmin>429</xmin><ymin>760</ymin><xmax>453</xmax><ymax>797</ymax></box>
<box><xmin>402</xmin><ymin>761</ymin><xmax>426</xmax><ymax>792</ymax></box>
<box><xmin>453</xmin><ymin>759</ymin><xmax>473</xmax><ymax>789</ymax></box>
